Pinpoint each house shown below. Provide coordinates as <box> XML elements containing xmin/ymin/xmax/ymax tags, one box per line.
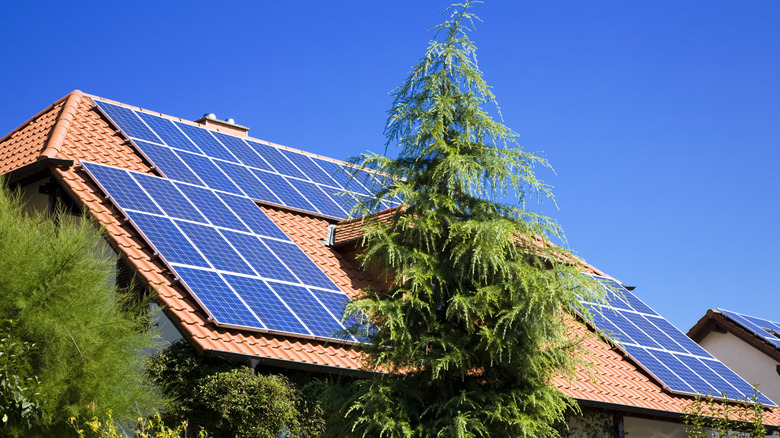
<box><xmin>2</xmin><ymin>90</ymin><xmax>778</xmax><ymax>437</ymax></box>
<box><xmin>689</xmin><ymin>309</ymin><xmax>780</xmax><ymax>405</ymax></box>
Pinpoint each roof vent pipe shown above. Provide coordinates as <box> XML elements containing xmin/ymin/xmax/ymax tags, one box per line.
<box><xmin>225</xmin><ymin>118</ymin><xmax>235</xmax><ymax>124</ymax></box>
<box><xmin>203</xmin><ymin>113</ymin><xmax>217</xmax><ymax>120</ymax></box>
<box><xmin>324</xmin><ymin>224</ymin><xmax>337</xmax><ymax>246</ymax></box>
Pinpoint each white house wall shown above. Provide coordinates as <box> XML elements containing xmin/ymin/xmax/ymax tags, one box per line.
<box><xmin>699</xmin><ymin>331</ymin><xmax>780</xmax><ymax>404</ymax></box>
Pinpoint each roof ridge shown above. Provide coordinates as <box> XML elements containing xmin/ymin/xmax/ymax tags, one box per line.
<box><xmin>39</xmin><ymin>90</ymin><xmax>83</xmax><ymax>160</ymax></box>
<box><xmin>84</xmin><ymin>93</ymin><xmax>360</xmax><ymax>167</ymax></box>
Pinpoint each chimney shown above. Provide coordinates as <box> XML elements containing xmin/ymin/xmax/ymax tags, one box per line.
<box><xmin>194</xmin><ymin>113</ymin><xmax>250</xmax><ymax>137</ymax></box>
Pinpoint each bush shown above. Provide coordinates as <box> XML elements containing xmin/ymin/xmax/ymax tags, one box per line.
<box><xmin>147</xmin><ymin>340</ymin><xmax>324</xmax><ymax>438</ymax></box>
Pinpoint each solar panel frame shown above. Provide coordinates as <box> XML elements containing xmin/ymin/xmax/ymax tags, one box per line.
<box><xmin>95</xmin><ymin>100</ymin><xmax>402</xmax><ymax>220</ymax></box>
<box><xmin>718</xmin><ymin>309</ymin><xmax>780</xmax><ymax>350</ymax></box>
<box><xmin>582</xmin><ymin>274</ymin><xmax>776</xmax><ymax>405</ymax></box>
<box><xmin>81</xmin><ymin>161</ymin><xmax>360</xmax><ymax>343</ymax></box>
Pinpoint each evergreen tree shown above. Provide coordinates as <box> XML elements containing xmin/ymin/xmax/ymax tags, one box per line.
<box><xmin>0</xmin><ymin>184</ymin><xmax>161</xmax><ymax>436</ymax></box>
<box><xmin>336</xmin><ymin>2</ymin><xmax>605</xmax><ymax>436</ymax></box>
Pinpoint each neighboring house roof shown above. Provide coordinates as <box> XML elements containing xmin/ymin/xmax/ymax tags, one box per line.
<box><xmin>3</xmin><ymin>90</ymin><xmax>779</xmax><ymax>424</ymax></box>
<box><xmin>689</xmin><ymin>309</ymin><xmax>780</xmax><ymax>364</ymax></box>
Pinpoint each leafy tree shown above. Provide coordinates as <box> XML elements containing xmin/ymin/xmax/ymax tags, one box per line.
<box><xmin>147</xmin><ymin>340</ymin><xmax>324</xmax><ymax>438</ymax></box>
<box><xmin>331</xmin><ymin>2</ymin><xmax>605</xmax><ymax>437</ymax></box>
<box><xmin>0</xmin><ymin>320</ymin><xmax>42</xmax><ymax>429</ymax></box>
<box><xmin>0</xmin><ymin>184</ymin><xmax>161</xmax><ymax>436</ymax></box>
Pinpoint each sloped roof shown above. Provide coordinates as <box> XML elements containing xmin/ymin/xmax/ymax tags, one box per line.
<box><xmin>689</xmin><ymin>309</ymin><xmax>780</xmax><ymax>363</ymax></box>
<box><xmin>3</xmin><ymin>90</ymin><xmax>778</xmax><ymax>423</ymax></box>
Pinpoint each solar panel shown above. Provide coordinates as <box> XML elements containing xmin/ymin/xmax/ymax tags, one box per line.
<box><xmin>82</xmin><ymin>161</ymin><xmax>357</xmax><ymax>342</ymax></box>
<box><xmin>718</xmin><ymin>309</ymin><xmax>780</xmax><ymax>350</ymax></box>
<box><xmin>94</xmin><ymin>100</ymin><xmax>398</xmax><ymax>219</ymax></box>
<box><xmin>581</xmin><ymin>275</ymin><xmax>776</xmax><ymax>405</ymax></box>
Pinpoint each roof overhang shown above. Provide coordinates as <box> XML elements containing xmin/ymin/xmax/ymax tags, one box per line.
<box><xmin>2</xmin><ymin>157</ymin><xmax>74</xmax><ymax>185</ymax></box>
<box><xmin>688</xmin><ymin>309</ymin><xmax>780</xmax><ymax>363</ymax></box>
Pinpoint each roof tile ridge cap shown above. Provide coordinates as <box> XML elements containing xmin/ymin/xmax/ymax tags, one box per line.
<box><xmin>39</xmin><ymin>90</ymin><xmax>84</xmax><ymax>160</ymax></box>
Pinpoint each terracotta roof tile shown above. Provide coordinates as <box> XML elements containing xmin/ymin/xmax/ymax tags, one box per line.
<box><xmin>3</xmin><ymin>92</ymin><xmax>779</xmax><ymax>423</ymax></box>
<box><xmin>0</xmin><ymin>98</ymin><xmax>63</xmax><ymax>174</ymax></box>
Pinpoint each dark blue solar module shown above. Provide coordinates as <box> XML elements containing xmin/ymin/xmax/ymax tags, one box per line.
<box><xmin>279</xmin><ymin>150</ymin><xmax>337</xmax><ymax>187</ymax></box>
<box><xmin>96</xmin><ymin>101</ymin><xmax>161</xmax><ymax>144</ymax></box>
<box><xmin>288</xmin><ymin>179</ymin><xmax>347</xmax><ymax>218</ymax></box>
<box><xmin>582</xmin><ymin>275</ymin><xmax>776</xmax><ymax>405</ymax></box>
<box><xmin>177</xmin><ymin>151</ymin><xmax>244</xmax><ymax>195</ymax></box>
<box><xmin>81</xmin><ymin>161</ymin><xmax>358</xmax><ymax>341</ymax></box>
<box><xmin>82</xmin><ymin>162</ymin><xmax>162</xmax><ymax>215</ymax></box>
<box><xmin>175</xmin><ymin>122</ymin><xmax>238</xmax><ymax>163</ymax></box>
<box><xmin>136</xmin><ymin>112</ymin><xmax>202</xmax><ymax>154</ymax></box>
<box><xmin>216</xmin><ymin>161</ymin><xmax>279</xmax><ymax>205</ymax></box>
<box><xmin>247</xmin><ymin>140</ymin><xmax>307</xmax><ymax>180</ymax></box>
<box><xmin>94</xmin><ymin>100</ymin><xmax>400</xmax><ymax>220</ymax></box>
<box><xmin>133</xmin><ymin>140</ymin><xmax>204</xmax><ymax>187</ymax></box>
<box><xmin>718</xmin><ymin>309</ymin><xmax>780</xmax><ymax>350</ymax></box>
<box><xmin>212</xmin><ymin>132</ymin><xmax>273</xmax><ymax>172</ymax></box>
<box><xmin>263</xmin><ymin>239</ymin><xmax>341</xmax><ymax>291</ymax></box>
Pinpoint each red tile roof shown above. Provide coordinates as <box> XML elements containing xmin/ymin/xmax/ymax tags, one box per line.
<box><xmin>2</xmin><ymin>90</ymin><xmax>777</xmax><ymax>423</ymax></box>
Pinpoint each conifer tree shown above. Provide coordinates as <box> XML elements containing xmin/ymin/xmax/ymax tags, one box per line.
<box><xmin>0</xmin><ymin>184</ymin><xmax>161</xmax><ymax>436</ymax></box>
<box><xmin>337</xmin><ymin>2</ymin><xmax>605</xmax><ymax>437</ymax></box>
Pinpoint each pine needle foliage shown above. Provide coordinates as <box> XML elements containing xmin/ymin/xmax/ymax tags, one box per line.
<box><xmin>0</xmin><ymin>184</ymin><xmax>161</xmax><ymax>436</ymax></box>
<box><xmin>337</xmin><ymin>2</ymin><xmax>605</xmax><ymax>437</ymax></box>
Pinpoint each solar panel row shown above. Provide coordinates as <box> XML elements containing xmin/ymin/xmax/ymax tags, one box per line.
<box><xmin>95</xmin><ymin>101</ymin><xmax>396</xmax><ymax>219</ymax></box>
<box><xmin>94</xmin><ymin>99</ymin><xmax>766</xmax><ymax>403</ymax></box>
<box><xmin>581</xmin><ymin>276</ymin><xmax>775</xmax><ymax>405</ymax></box>
<box><xmin>718</xmin><ymin>309</ymin><xmax>780</xmax><ymax>350</ymax></box>
<box><xmin>82</xmin><ymin>161</ymin><xmax>358</xmax><ymax>341</ymax></box>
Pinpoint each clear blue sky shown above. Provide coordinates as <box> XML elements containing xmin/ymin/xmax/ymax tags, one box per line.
<box><xmin>2</xmin><ymin>1</ymin><xmax>778</xmax><ymax>332</ymax></box>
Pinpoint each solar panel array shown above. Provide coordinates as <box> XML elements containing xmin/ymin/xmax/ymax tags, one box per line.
<box><xmin>719</xmin><ymin>309</ymin><xmax>780</xmax><ymax>350</ymax></box>
<box><xmin>95</xmin><ymin>100</ymin><xmax>398</xmax><ymax>220</ymax></box>
<box><xmin>580</xmin><ymin>275</ymin><xmax>775</xmax><ymax>405</ymax></box>
<box><xmin>89</xmin><ymin>99</ymin><xmax>768</xmax><ymax>402</ymax></box>
<box><xmin>82</xmin><ymin>161</ymin><xmax>359</xmax><ymax>341</ymax></box>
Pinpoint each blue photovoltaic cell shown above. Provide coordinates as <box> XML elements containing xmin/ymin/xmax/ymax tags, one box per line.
<box><xmin>269</xmin><ymin>282</ymin><xmax>347</xmax><ymax>339</ymax></box>
<box><xmin>136</xmin><ymin>113</ymin><xmax>202</xmax><ymax>154</ymax></box>
<box><xmin>172</xmin><ymin>266</ymin><xmax>261</xmax><ymax>328</ymax></box>
<box><xmin>81</xmin><ymin>162</ymin><xmax>162</xmax><ymax>215</ymax></box>
<box><xmin>95</xmin><ymin>101</ymin><xmax>161</xmax><ymax>143</ymax></box>
<box><xmin>309</xmin><ymin>288</ymin><xmax>360</xmax><ymax>331</ymax></box>
<box><xmin>133</xmin><ymin>173</ymin><xmax>206</xmax><ymax>223</ymax></box>
<box><xmin>251</xmin><ymin>170</ymin><xmax>316</xmax><ymax>212</ymax></box>
<box><xmin>98</xmin><ymin>99</ymin><xmax>402</xmax><ymax>220</ymax></box>
<box><xmin>719</xmin><ymin>310</ymin><xmax>780</xmax><ymax>350</ymax></box>
<box><xmin>175</xmin><ymin>122</ymin><xmax>238</xmax><ymax>163</ymax></box>
<box><xmin>706</xmin><ymin>359</ymin><xmax>773</xmax><ymax>404</ymax></box>
<box><xmin>289</xmin><ymin>179</ymin><xmax>347</xmax><ymax>218</ymax></box>
<box><xmin>174</xmin><ymin>183</ymin><xmax>250</xmax><ymax>232</ymax></box>
<box><xmin>584</xmin><ymin>275</ymin><xmax>776</xmax><ymax>404</ymax></box>
<box><xmin>176</xmin><ymin>221</ymin><xmax>254</xmax><ymax>276</ymax></box>
<box><xmin>216</xmin><ymin>193</ymin><xmax>288</xmax><ymax>240</ymax></box>
<box><xmin>247</xmin><ymin>141</ymin><xmax>307</xmax><ymax>180</ymax></box>
<box><xmin>224</xmin><ymin>274</ymin><xmax>310</xmax><ymax>335</ymax></box>
<box><xmin>280</xmin><ymin>150</ymin><xmax>336</xmax><ymax>186</ymax></box>
<box><xmin>125</xmin><ymin>211</ymin><xmax>208</xmax><ymax>268</ymax></box>
<box><xmin>84</xmin><ymin>160</ymin><xmax>358</xmax><ymax>341</ymax></box>
<box><xmin>315</xmin><ymin>159</ymin><xmax>366</xmax><ymax>193</ymax></box>
<box><xmin>264</xmin><ymin>239</ymin><xmax>340</xmax><ymax>291</ymax></box>
<box><xmin>216</xmin><ymin>161</ymin><xmax>279</xmax><ymax>204</ymax></box>
<box><xmin>133</xmin><ymin>140</ymin><xmax>204</xmax><ymax>186</ymax></box>
<box><xmin>623</xmin><ymin>344</ymin><xmax>692</xmax><ymax>392</ymax></box>
<box><xmin>220</xmin><ymin>231</ymin><xmax>298</xmax><ymax>283</ymax></box>
<box><xmin>212</xmin><ymin>132</ymin><xmax>273</xmax><ymax>172</ymax></box>
<box><xmin>177</xmin><ymin>151</ymin><xmax>243</xmax><ymax>195</ymax></box>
